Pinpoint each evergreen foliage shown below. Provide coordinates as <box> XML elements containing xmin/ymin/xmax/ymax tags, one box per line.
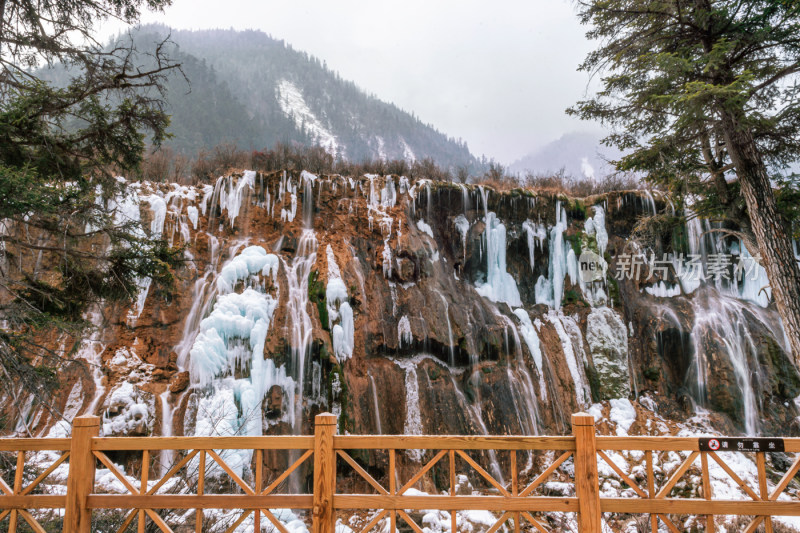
<box><xmin>569</xmin><ymin>0</ymin><xmax>800</xmax><ymax>230</ymax></box>
<box><xmin>0</xmin><ymin>0</ymin><xmax>182</xmax><ymax>418</ymax></box>
<box><xmin>569</xmin><ymin>0</ymin><xmax>800</xmax><ymax>358</ymax></box>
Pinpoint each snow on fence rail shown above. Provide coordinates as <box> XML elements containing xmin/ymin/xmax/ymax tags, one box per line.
<box><xmin>1</xmin><ymin>413</ymin><xmax>799</xmax><ymax>532</ymax></box>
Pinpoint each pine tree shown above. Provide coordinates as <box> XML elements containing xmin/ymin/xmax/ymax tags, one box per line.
<box><xmin>0</xmin><ymin>0</ymin><xmax>182</xmax><ymax>416</ymax></box>
<box><xmin>569</xmin><ymin>0</ymin><xmax>800</xmax><ymax>360</ymax></box>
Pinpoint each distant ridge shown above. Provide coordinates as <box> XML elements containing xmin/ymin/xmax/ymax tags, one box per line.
<box><xmin>510</xmin><ymin>131</ymin><xmax>621</xmax><ymax>179</ymax></box>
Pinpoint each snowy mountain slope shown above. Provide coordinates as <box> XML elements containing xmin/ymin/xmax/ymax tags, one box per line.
<box><xmin>135</xmin><ymin>25</ymin><xmax>474</xmax><ymax>167</ymax></box>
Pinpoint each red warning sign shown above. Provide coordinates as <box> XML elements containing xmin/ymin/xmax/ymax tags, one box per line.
<box><xmin>698</xmin><ymin>437</ymin><xmax>784</xmax><ymax>452</ymax></box>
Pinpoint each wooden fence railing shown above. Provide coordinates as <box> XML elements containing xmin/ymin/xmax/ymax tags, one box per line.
<box><xmin>1</xmin><ymin>412</ymin><xmax>799</xmax><ymax>533</ymax></box>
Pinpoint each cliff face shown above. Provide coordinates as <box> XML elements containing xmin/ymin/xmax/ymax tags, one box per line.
<box><xmin>8</xmin><ymin>171</ymin><xmax>798</xmax><ymax>452</ymax></box>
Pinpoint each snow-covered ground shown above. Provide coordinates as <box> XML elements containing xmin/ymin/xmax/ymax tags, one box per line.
<box><xmin>590</xmin><ymin>397</ymin><xmax>800</xmax><ymax>533</ymax></box>
<box><xmin>277</xmin><ymin>79</ymin><xmax>340</xmax><ymax>156</ymax></box>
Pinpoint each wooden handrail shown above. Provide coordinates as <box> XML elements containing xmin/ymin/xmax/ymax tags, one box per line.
<box><xmin>0</xmin><ymin>414</ymin><xmax>799</xmax><ymax>533</ymax></box>
<box><xmin>0</xmin><ymin>438</ymin><xmax>70</xmax><ymax>451</ymax></box>
<box><xmin>91</xmin><ymin>435</ymin><xmax>315</xmax><ymax>451</ymax></box>
<box><xmin>334</xmin><ymin>435</ymin><xmax>576</xmax><ymax>450</ymax></box>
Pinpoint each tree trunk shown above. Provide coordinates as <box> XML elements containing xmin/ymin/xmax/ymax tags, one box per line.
<box><xmin>0</xmin><ymin>0</ymin><xmax>6</xmax><ymax>43</ymax></box>
<box><xmin>719</xmin><ymin>110</ymin><xmax>800</xmax><ymax>361</ymax></box>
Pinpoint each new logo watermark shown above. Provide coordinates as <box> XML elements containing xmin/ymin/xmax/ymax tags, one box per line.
<box><xmin>579</xmin><ymin>250</ymin><xmax>605</xmax><ymax>283</ymax></box>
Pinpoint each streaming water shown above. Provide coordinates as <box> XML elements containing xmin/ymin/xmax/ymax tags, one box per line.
<box><xmin>450</xmin><ymin>373</ymin><xmax>505</xmax><ymax>484</ymax></box>
<box><xmin>496</xmin><ymin>311</ymin><xmax>541</xmax><ymax>436</ymax></box>
<box><xmin>677</xmin><ymin>207</ymin><xmax>788</xmax><ymax>434</ymax></box>
<box><xmin>689</xmin><ymin>288</ymin><xmax>787</xmax><ymax>435</ymax></box>
<box><xmin>434</xmin><ymin>290</ymin><xmax>455</xmax><ymax>366</ymax></box>
<box><xmin>81</xmin><ymin>308</ymin><xmax>108</xmax><ymax>417</ymax></box>
<box><xmin>283</xmin><ymin>230</ymin><xmax>318</xmax><ymax>432</ymax></box>
<box><xmin>368</xmin><ymin>373</ymin><xmax>382</xmax><ymax>434</ymax></box>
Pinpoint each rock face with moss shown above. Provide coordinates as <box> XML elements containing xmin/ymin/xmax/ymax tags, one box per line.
<box><xmin>586</xmin><ymin>307</ymin><xmax>630</xmax><ymax>400</ymax></box>
<box><xmin>4</xmin><ymin>171</ymin><xmax>798</xmax><ymax>453</ymax></box>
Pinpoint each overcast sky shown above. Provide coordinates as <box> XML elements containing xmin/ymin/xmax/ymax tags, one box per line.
<box><xmin>108</xmin><ymin>0</ymin><xmax>603</xmax><ymax>164</ymax></box>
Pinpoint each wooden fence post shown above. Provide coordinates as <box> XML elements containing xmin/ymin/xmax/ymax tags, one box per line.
<box><xmin>312</xmin><ymin>413</ymin><xmax>337</xmax><ymax>533</ymax></box>
<box><xmin>573</xmin><ymin>413</ymin><xmax>601</xmax><ymax>533</ymax></box>
<box><xmin>64</xmin><ymin>415</ymin><xmax>100</xmax><ymax>533</ymax></box>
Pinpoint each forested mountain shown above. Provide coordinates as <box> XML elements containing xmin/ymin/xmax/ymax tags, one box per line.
<box><xmin>132</xmin><ymin>25</ymin><xmax>476</xmax><ymax>167</ymax></box>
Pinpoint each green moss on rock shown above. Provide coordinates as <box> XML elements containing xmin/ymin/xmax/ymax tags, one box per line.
<box><xmin>308</xmin><ymin>270</ymin><xmax>329</xmax><ymax>330</ymax></box>
<box><xmin>644</xmin><ymin>366</ymin><xmax>660</xmax><ymax>381</ymax></box>
<box><xmin>765</xmin><ymin>337</ymin><xmax>800</xmax><ymax>399</ymax></box>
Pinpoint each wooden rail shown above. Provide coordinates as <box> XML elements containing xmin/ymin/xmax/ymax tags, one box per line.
<box><xmin>0</xmin><ymin>413</ymin><xmax>798</xmax><ymax>532</ymax></box>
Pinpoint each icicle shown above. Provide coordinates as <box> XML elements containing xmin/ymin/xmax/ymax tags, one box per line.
<box><xmin>198</xmin><ymin>185</ymin><xmax>213</xmax><ymax>217</ymax></box>
<box><xmin>547</xmin><ymin>311</ymin><xmax>590</xmax><ymax>407</ymax></box>
<box><xmin>590</xmin><ymin>206</ymin><xmax>608</xmax><ymax>257</ymax></box>
<box><xmin>536</xmin><ymin>202</ymin><xmax>570</xmax><ymax>310</ymax></box>
<box><xmin>333</xmin><ymin>302</ymin><xmax>354</xmax><ymax>361</ymax></box>
<box><xmin>186</xmin><ymin>243</ymin><xmax>290</xmax><ymax>479</ymax></box>
<box><xmin>145</xmin><ymin>196</ymin><xmax>167</xmax><ymax>238</ymax></box>
<box><xmin>217</xmin><ymin>246</ymin><xmax>280</xmax><ymax>294</ymax></box>
<box><xmin>454</xmin><ymin>215</ymin><xmax>470</xmax><ymax>264</ymax></box>
<box><xmin>416</xmin><ymin>219</ymin><xmax>434</xmax><ymax>239</ymax></box>
<box><xmin>223</xmin><ymin>171</ymin><xmax>255</xmax><ymax>228</ymax></box>
<box><xmin>186</xmin><ymin>206</ymin><xmax>199</xmax><ymax>230</ymax></box>
<box><xmin>522</xmin><ymin>220</ymin><xmax>546</xmax><ymax>272</ymax></box>
<box><xmin>513</xmin><ymin>309</ymin><xmax>547</xmax><ymax>401</ymax></box>
<box><xmin>381</xmin><ymin>175</ymin><xmax>396</xmax><ymax>208</ymax></box>
<box><xmin>645</xmin><ymin>281</ymin><xmax>681</xmax><ymax>298</ymax></box>
<box><xmin>326</xmin><ymin>245</ymin><xmax>354</xmax><ymax>361</ymax></box>
<box><xmin>475</xmin><ymin>211</ymin><xmax>522</xmax><ymax>306</ymax></box>
<box><xmin>398</xmin><ymin>316</ymin><xmax>413</xmax><ymax>348</ymax></box>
